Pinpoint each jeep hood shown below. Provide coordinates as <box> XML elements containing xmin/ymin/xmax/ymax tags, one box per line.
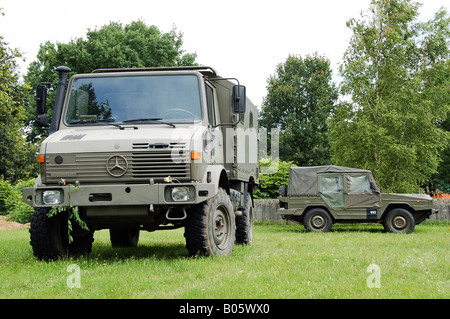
<box><xmin>42</xmin><ymin>125</ymin><xmax>203</xmax><ymax>154</ymax></box>
<box><xmin>381</xmin><ymin>193</ymin><xmax>432</xmax><ymax>201</ymax></box>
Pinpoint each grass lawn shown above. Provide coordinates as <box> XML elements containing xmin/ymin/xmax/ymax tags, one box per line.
<box><xmin>0</xmin><ymin>222</ymin><xmax>448</xmax><ymax>299</ymax></box>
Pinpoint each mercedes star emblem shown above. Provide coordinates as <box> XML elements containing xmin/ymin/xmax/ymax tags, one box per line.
<box><xmin>106</xmin><ymin>155</ymin><xmax>128</xmax><ymax>177</ymax></box>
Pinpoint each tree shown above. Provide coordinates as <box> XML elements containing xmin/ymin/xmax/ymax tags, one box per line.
<box><xmin>0</xmin><ymin>10</ymin><xmax>38</xmax><ymax>181</ymax></box>
<box><xmin>253</xmin><ymin>158</ymin><xmax>295</xmax><ymax>199</ymax></box>
<box><xmin>24</xmin><ymin>20</ymin><xmax>197</xmax><ymax>142</ymax></box>
<box><xmin>430</xmin><ymin>116</ymin><xmax>450</xmax><ymax>193</ymax></box>
<box><xmin>329</xmin><ymin>0</ymin><xmax>449</xmax><ymax>193</ymax></box>
<box><xmin>259</xmin><ymin>54</ymin><xmax>338</xmax><ymax>166</ymax></box>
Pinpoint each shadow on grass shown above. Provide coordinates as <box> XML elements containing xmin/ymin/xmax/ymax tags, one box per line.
<box><xmin>256</xmin><ymin>220</ymin><xmax>387</xmax><ymax>233</ymax></box>
<box><xmin>331</xmin><ymin>223</ymin><xmax>385</xmax><ymax>233</ymax></box>
<box><xmin>89</xmin><ymin>241</ymin><xmax>189</xmax><ymax>261</ymax></box>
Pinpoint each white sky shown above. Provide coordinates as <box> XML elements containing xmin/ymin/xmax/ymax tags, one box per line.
<box><xmin>0</xmin><ymin>0</ymin><xmax>447</xmax><ymax>107</ymax></box>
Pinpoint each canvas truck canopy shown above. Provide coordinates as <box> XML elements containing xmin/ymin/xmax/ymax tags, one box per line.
<box><xmin>287</xmin><ymin>165</ymin><xmax>373</xmax><ymax>196</ymax></box>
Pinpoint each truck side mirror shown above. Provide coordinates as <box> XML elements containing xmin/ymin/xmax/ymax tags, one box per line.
<box><xmin>232</xmin><ymin>85</ymin><xmax>246</xmax><ymax>114</ymax></box>
<box><xmin>36</xmin><ymin>85</ymin><xmax>49</xmax><ymax>128</ymax></box>
<box><xmin>36</xmin><ymin>85</ymin><xmax>48</xmax><ymax>115</ymax></box>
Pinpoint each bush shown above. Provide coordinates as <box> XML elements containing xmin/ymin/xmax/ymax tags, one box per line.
<box><xmin>0</xmin><ymin>178</ymin><xmax>14</xmax><ymax>215</ymax></box>
<box><xmin>254</xmin><ymin>158</ymin><xmax>295</xmax><ymax>199</ymax></box>
<box><xmin>0</xmin><ymin>177</ymin><xmax>35</xmax><ymax>223</ymax></box>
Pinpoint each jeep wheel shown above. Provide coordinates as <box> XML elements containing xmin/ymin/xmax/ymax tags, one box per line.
<box><xmin>236</xmin><ymin>193</ymin><xmax>253</xmax><ymax>245</ymax></box>
<box><xmin>303</xmin><ymin>208</ymin><xmax>333</xmax><ymax>232</ymax></box>
<box><xmin>110</xmin><ymin>228</ymin><xmax>140</xmax><ymax>247</ymax></box>
<box><xmin>383</xmin><ymin>208</ymin><xmax>415</xmax><ymax>234</ymax></box>
<box><xmin>30</xmin><ymin>207</ymin><xmax>94</xmax><ymax>260</ymax></box>
<box><xmin>184</xmin><ymin>188</ymin><xmax>235</xmax><ymax>256</ymax></box>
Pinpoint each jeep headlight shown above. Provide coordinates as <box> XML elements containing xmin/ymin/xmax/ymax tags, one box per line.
<box><xmin>42</xmin><ymin>190</ymin><xmax>63</xmax><ymax>205</ymax></box>
<box><xmin>171</xmin><ymin>187</ymin><xmax>190</xmax><ymax>202</ymax></box>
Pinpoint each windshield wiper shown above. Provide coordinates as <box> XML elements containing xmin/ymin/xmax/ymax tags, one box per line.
<box><xmin>122</xmin><ymin>118</ymin><xmax>176</xmax><ymax>128</ymax></box>
<box><xmin>68</xmin><ymin>119</ymin><xmax>132</xmax><ymax>130</ymax></box>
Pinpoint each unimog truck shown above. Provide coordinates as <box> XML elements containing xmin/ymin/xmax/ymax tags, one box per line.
<box><xmin>278</xmin><ymin>165</ymin><xmax>436</xmax><ymax>233</ymax></box>
<box><xmin>23</xmin><ymin>66</ymin><xmax>259</xmax><ymax>259</ymax></box>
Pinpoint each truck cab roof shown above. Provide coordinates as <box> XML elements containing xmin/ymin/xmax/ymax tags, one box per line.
<box><xmin>92</xmin><ymin>66</ymin><xmax>218</xmax><ymax>78</ymax></box>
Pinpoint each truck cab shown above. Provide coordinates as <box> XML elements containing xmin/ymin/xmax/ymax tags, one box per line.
<box><xmin>23</xmin><ymin>66</ymin><xmax>259</xmax><ymax>259</ymax></box>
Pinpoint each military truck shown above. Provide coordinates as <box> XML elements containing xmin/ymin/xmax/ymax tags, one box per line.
<box><xmin>278</xmin><ymin>165</ymin><xmax>436</xmax><ymax>233</ymax></box>
<box><xmin>23</xmin><ymin>66</ymin><xmax>259</xmax><ymax>259</ymax></box>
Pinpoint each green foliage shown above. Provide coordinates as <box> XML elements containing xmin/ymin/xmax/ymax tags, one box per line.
<box><xmin>46</xmin><ymin>184</ymin><xmax>89</xmax><ymax>243</ymax></box>
<box><xmin>254</xmin><ymin>158</ymin><xmax>295</xmax><ymax>199</ymax></box>
<box><xmin>47</xmin><ymin>204</ymin><xmax>89</xmax><ymax>244</ymax></box>
<box><xmin>0</xmin><ymin>19</ymin><xmax>39</xmax><ymax>181</ymax></box>
<box><xmin>259</xmin><ymin>53</ymin><xmax>338</xmax><ymax>165</ymax></box>
<box><xmin>0</xmin><ymin>178</ymin><xmax>35</xmax><ymax>223</ymax></box>
<box><xmin>430</xmin><ymin>117</ymin><xmax>450</xmax><ymax>192</ymax></box>
<box><xmin>329</xmin><ymin>0</ymin><xmax>450</xmax><ymax>193</ymax></box>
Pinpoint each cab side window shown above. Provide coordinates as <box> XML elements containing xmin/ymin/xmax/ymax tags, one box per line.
<box><xmin>205</xmin><ymin>84</ymin><xmax>216</xmax><ymax>126</ymax></box>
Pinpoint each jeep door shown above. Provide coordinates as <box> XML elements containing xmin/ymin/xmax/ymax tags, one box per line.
<box><xmin>318</xmin><ymin>173</ymin><xmax>345</xmax><ymax>211</ymax></box>
<box><xmin>344</xmin><ymin>173</ymin><xmax>380</xmax><ymax>219</ymax></box>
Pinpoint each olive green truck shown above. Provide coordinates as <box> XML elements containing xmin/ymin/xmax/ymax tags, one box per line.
<box><xmin>23</xmin><ymin>66</ymin><xmax>259</xmax><ymax>259</ymax></box>
<box><xmin>278</xmin><ymin>166</ymin><xmax>436</xmax><ymax>233</ymax></box>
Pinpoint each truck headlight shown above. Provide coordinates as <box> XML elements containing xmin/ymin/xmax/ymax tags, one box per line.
<box><xmin>171</xmin><ymin>187</ymin><xmax>190</xmax><ymax>202</ymax></box>
<box><xmin>42</xmin><ymin>190</ymin><xmax>63</xmax><ymax>205</ymax></box>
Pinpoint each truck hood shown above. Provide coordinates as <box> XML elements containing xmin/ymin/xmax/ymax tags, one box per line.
<box><xmin>42</xmin><ymin>125</ymin><xmax>204</xmax><ymax>154</ymax></box>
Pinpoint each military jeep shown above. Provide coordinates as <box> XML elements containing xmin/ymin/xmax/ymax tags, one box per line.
<box><xmin>278</xmin><ymin>166</ymin><xmax>436</xmax><ymax>233</ymax></box>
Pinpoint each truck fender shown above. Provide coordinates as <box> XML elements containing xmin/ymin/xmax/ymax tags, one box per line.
<box><xmin>201</xmin><ymin>165</ymin><xmax>229</xmax><ymax>195</ymax></box>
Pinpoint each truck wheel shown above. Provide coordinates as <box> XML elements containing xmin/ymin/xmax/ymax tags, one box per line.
<box><xmin>184</xmin><ymin>188</ymin><xmax>235</xmax><ymax>256</ymax></box>
<box><xmin>30</xmin><ymin>207</ymin><xmax>94</xmax><ymax>260</ymax></box>
<box><xmin>383</xmin><ymin>208</ymin><xmax>415</xmax><ymax>234</ymax></box>
<box><xmin>110</xmin><ymin>228</ymin><xmax>140</xmax><ymax>247</ymax></box>
<box><xmin>303</xmin><ymin>208</ymin><xmax>333</xmax><ymax>232</ymax></box>
<box><xmin>236</xmin><ymin>193</ymin><xmax>253</xmax><ymax>245</ymax></box>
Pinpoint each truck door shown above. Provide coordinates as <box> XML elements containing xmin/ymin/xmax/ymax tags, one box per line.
<box><xmin>204</xmin><ymin>83</ymin><xmax>223</xmax><ymax>164</ymax></box>
<box><xmin>344</xmin><ymin>173</ymin><xmax>380</xmax><ymax>219</ymax></box>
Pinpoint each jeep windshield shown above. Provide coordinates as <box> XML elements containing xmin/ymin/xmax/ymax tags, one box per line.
<box><xmin>65</xmin><ymin>74</ymin><xmax>202</xmax><ymax>126</ymax></box>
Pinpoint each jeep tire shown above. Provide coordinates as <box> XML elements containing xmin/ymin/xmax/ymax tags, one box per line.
<box><xmin>303</xmin><ymin>208</ymin><xmax>333</xmax><ymax>232</ymax></box>
<box><xmin>184</xmin><ymin>188</ymin><xmax>235</xmax><ymax>256</ymax></box>
<box><xmin>383</xmin><ymin>208</ymin><xmax>415</xmax><ymax>234</ymax></box>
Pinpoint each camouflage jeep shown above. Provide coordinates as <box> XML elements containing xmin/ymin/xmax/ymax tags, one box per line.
<box><xmin>278</xmin><ymin>166</ymin><xmax>436</xmax><ymax>233</ymax></box>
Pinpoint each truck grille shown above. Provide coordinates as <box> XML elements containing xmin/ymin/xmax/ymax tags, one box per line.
<box><xmin>45</xmin><ymin>144</ymin><xmax>190</xmax><ymax>184</ymax></box>
<box><xmin>131</xmin><ymin>148</ymin><xmax>189</xmax><ymax>179</ymax></box>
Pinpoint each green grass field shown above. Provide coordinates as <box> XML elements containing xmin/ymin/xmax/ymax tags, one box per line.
<box><xmin>0</xmin><ymin>222</ymin><xmax>448</xmax><ymax>299</ymax></box>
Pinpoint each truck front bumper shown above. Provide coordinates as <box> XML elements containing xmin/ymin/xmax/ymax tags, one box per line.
<box><xmin>23</xmin><ymin>182</ymin><xmax>216</xmax><ymax>208</ymax></box>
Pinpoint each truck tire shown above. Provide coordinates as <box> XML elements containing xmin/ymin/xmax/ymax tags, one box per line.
<box><xmin>184</xmin><ymin>188</ymin><xmax>235</xmax><ymax>256</ymax></box>
<box><xmin>110</xmin><ymin>228</ymin><xmax>140</xmax><ymax>247</ymax></box>
<box><xmin>236</xmin><ymin>193</ymin><xmax>253</xmax><ymax>245</ymax></box>
<box><xmin>383</xmin><ymin>208</ymin><xmax>415</xmax><ymax>234</ymax></box>
<box><xmin>303</xmin><ymin>208</ymin><xmax>333</xmax><ymax>232</ymax></box>
<box><xmin>30</xmin><ymin>207</ymin><xmax>94</xmax><ymax>260</ymax></box>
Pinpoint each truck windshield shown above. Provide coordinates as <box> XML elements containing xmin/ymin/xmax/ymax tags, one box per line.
<box><xmin>65</xmin><ymin>74</ymin><xmax>202</xmax><ymax>125</ymax></box>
